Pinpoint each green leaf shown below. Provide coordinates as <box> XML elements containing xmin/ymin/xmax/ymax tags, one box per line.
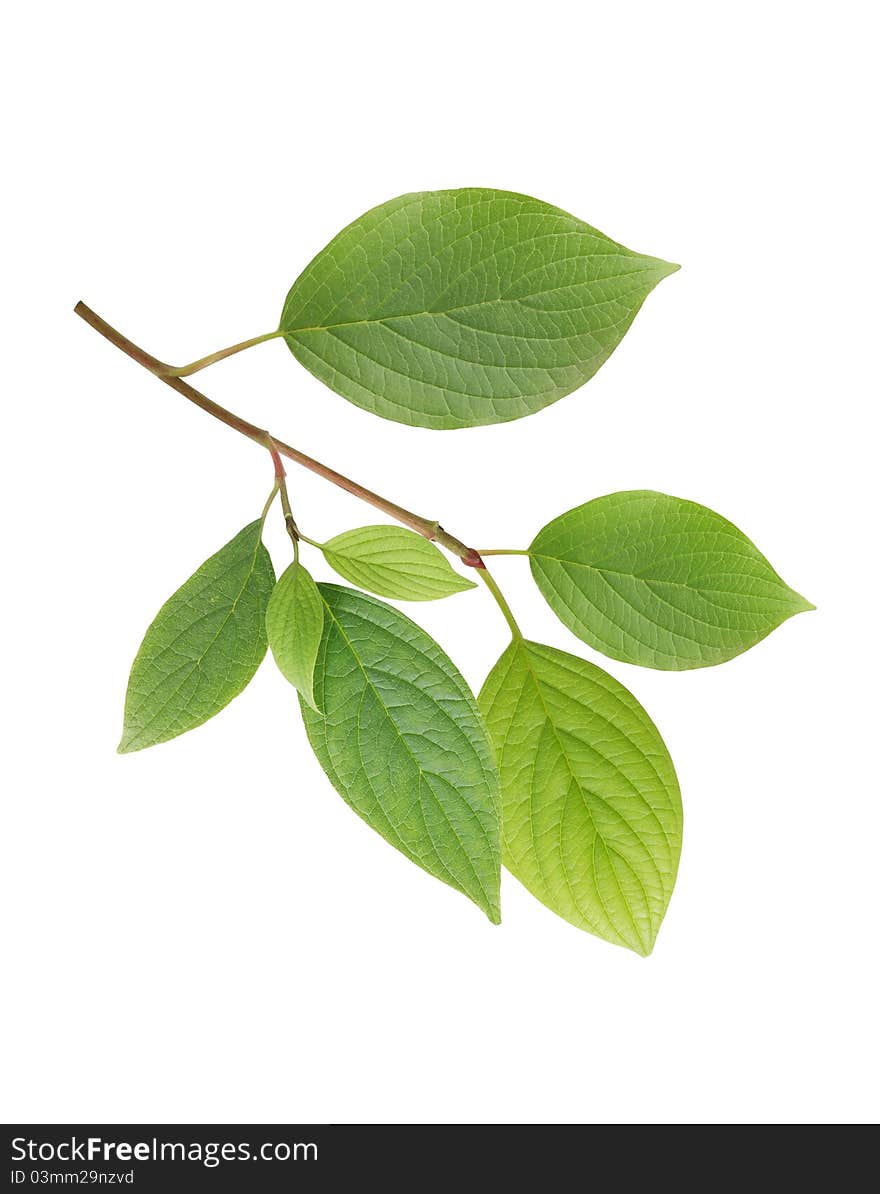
<box><xmin>478</xmin><ymin>639</ymin><xmax>681</xmax><ymax>954</ymax></box>
<box><xmin>119</xmin><ymin>522</ymin><xmax>276</xmax><ymax>752</ymax></box>
<box><xmin>280</xmin><ymin>188</ymin><xmax>677</xmax><ymax>429</ymax></box>
<box><xmin>321</xmin><ymin>524</ymin><xmax>476</xmax><ymax>601</ymax></box>
<box><xmin>266</xmin><ymin>558</ymin><xmax>324</xmax><ymax>711</ymax></box>
<box><xmin>530</xmin><ymin>491</ymin><xmax>814</xmax><ymax>670</ymax></box>
<box><xmin>300</xmin><ymin>583</ymin><xmax>501</xmax><ymax>922</ymax></box>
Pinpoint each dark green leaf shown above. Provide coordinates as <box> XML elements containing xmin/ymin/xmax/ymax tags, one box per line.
<box><xmin>301</xmin><ymin>584</ymin><xmax>501</xmax><ymax>921</ymax></box>
<box><xmin>119</xmin><ymin>522</ymin><xmax>275</xmax><ymax>752</ymax></box>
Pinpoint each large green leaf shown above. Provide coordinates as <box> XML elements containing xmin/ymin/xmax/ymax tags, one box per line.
<box><xmin>266</xmin><ymin>558</ymin><xmax>324</xmax><ymax>711</ymax></box>
<box><xmin>478</xmin><ymin>639</ymin><xmax>681</xmax><ymax>954</ymax></box>
<box><xmin>530</xmin><ymin>491</ymin><xmax>814</xmax><ymax>670</ymax></box>
<box><xmin>321</xmin><ymin>524</ymin><xmax>476</xmax><ymax>600</ymax></box>
<box><xmin>300</xmin><ymin>584</ymin><xmax>501</xmax><ymax>922</ymax></box>
<box><xmin>119</xmin><ymin>522</ymin><xmax>276</xmax><ymax>752</ymax></box>
<box><xmin>280</xmin><ymin>189</ymin><xmax>677</xmax><ymax>429</ymax></box>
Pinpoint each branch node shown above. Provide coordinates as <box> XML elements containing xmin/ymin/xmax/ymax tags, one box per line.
<box><xmin>461</xmin><ymin>547</ymin><xmax>486</xmax><ymax>569</ymax></box>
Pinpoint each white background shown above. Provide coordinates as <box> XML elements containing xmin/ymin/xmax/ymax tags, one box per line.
<box><xmin>2</xmin><ymin>1</ymin><xmax>877</xmax><ymax>1125</ymax></box>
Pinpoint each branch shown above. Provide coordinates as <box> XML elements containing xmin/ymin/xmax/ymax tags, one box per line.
<box><xmin>74</xmin><ymin>302</ymin><xmax>483</xmax><ymax>568</ymax></box>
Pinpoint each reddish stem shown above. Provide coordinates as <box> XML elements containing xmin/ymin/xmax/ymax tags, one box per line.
<box><xmin>74</xmin><ymin>302</ymin><xmax>484</xmax><ymax>568</ymax></box>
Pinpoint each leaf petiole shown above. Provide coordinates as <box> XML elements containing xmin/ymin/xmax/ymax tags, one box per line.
<box><xmin>166</xmin><ymin>330</ymin><xmax>285</xmax><ymax>378</ymax></box>
<box><xmin>260</xmin><ymin>480</ymin><xmax>280</xmax><ymax>525</ymax></box>
<box><xmin>479</xmin><ymin>566</ymin><xmax>523</xmax><ymax>641</ymax></box>
<box><xmin>277</xmin><ymin>476</ymin><xmax>301</xmax><ymax>549</ymax></box>
<box><xmin>265</xmin><ymin>442</ymin><xmax>303</xmax><ymax>552</ymax></box>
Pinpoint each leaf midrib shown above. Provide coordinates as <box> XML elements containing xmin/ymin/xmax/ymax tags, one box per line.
<box><xmin>325</xmin><ymin>547</ymin><xmax>472</xmax><ymax>595</ymax></box>
<box><xmin>531</xmin><ymin>551</ymin><xmax>795</xmax><ymax>601</ymax></box>
<box><xmin>283</xmin><ymin>263</ymin><xmax>662</xmax><ymax>338</ymax></box>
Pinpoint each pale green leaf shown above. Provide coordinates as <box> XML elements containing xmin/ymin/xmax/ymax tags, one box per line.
<box><xmin>280</xmin><ymin>188</ymin><xmax>677</xmax><ymax>429</ymax></box>
<box><xmin>321</xmin><ymin>524</ymin><xmax>476</xmax><ymax>600</ymax></box>
<box><xmin>530</xmin><ymin>491</ymin><xmax>814</xmax><ymax>670</ymax></box>
<box><xmin>119</xmin><ymin>522</ymin><xmax>276</xmax><ymax>752</ymax></box>
<box><xmin>478</xmin><ymin>639</ymin><xmax>681</xmax><ymax>954</ymax></box>
<box><xmin>266</xmin><ymin>559</ymin><xmax>324</xmax><ymax>711</ymax></box>
<box><xmin>301</xmin><ymin>584</ymin><xmax>501</xmax><ymax>922</ymax></box>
